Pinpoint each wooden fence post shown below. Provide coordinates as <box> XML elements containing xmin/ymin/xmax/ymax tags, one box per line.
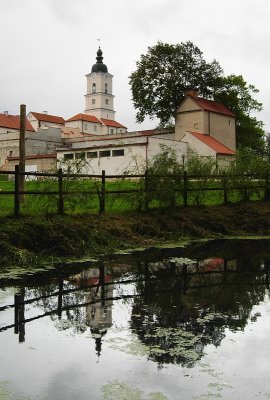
<box><xmin>19</xmin><ymin>104</ymin><xmax>26</xmax><ymax>203</ymax></box>
<box><xmin>99</xmin><ymin>170</ymin><xmax>106</xmax><ymax>215</ymax></box>
<box><xmin>58</xmin><ymin>168</ymin><xmax>64</xmax><ymax>215</ymax></box>
<box><xmin>144</xmin><ymin>169</ymin><xmax>149</xmax><ymax>210</ymax></box>
<box><xmin>183</xmin><ymin>171</ymin><xmax>188</xmax><ymax>206</ymax></box>
<box><xmin>223</xmin><ymin>175</ymin><xmax>228</xmax><ymax>204</ymax></box>
<box><xmin>14</xmin><ymin>164</ymin><xmax>20</xmax><ymax>217</ymax></box>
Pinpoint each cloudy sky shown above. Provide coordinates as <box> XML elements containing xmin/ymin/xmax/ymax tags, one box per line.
<box><xmin>1</xmin><ymin>0</ymin><xmax>269</xmax><ymax>132</ymax></box>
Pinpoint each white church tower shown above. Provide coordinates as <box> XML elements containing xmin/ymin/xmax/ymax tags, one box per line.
<box><xmin>84</xmin><ymin>47</ymin><xmax>115</xmax><ymax>120</ymax></box>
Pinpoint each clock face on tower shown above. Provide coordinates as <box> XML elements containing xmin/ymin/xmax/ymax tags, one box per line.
<box><xmin>92</xmin><ymin>73</ymin><xmax>96</xmax><ymax>78</ymax></box>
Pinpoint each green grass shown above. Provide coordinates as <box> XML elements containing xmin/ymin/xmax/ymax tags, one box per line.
<box><xmin>0</xmin><ymin>176</ymin><xmax>268</xmax><ymax>217</ymax></box>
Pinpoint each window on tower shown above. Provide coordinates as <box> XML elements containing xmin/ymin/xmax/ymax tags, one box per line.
<box><xmin>92</xmin><ymin>99</ymin><xmax>95</xmax><ymax>105</ymax></box>
<box><xmin>105</xmin><ymin>99</ymin><xmax>109</xmax><ymax>105</ymax></box>
<box><xmin>92</xmin><ymin>83</ymin><xmax>96</xmax><ymax>93</ymax></box>
<box><xmin>105</xmin><ymin>83</ymin><xmax>108</xmax><ymax>94</ymax></box>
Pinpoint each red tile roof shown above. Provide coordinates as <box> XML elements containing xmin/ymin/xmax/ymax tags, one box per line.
<box><xmin>188</xmin><ymin>97</ymin><xmax>235</xmax><ymax>117</ymax></box>
<box><xmin>30</xmin><ymin>112</ymin><xmax>65</xmax><ymax>125</ymax></box>
<box><xmin>100</xmin><ymin>118</ymin><xmax>126</xmax><ymax>128</ymax></box>
<box><xmin>0</xmin><ymin>113</ymin><xmax>35</xmax><ymax>132</ymax></box>
<box><xmin>188</xmin><ymin>131</ymin><xmax>235</xmax><ymax>155</ymax></box>
<box><xmin>66</xmin><ymin>113</ymin><xmax>102</xmax><ymax>124</ymax></box>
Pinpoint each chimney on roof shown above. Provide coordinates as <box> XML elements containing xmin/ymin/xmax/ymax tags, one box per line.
<box><xmin>184</xmin><ymin>88</ymin><xmax>199</xmax><ymax>98</ymax></box>
<box><xmin>4</xmin><ymin>111</ymin><xmax>8</xmax><ymax>116</ymax></box>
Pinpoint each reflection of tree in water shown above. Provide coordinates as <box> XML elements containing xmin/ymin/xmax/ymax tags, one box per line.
<box><xmin>130</xmin><ymin>257</ymin><xmax>270</xmax><ymax>367</ymax></box>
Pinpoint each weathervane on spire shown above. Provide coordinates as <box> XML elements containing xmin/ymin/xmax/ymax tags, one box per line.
<box><xmin>97</xmin><ymin>38</ymin><xmax>101</xmax><ymax>48</ymax></box>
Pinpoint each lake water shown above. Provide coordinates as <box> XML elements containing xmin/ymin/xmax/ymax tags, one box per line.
<box><xmin>1</xmin><ymin>240</ymin><xmax>270</xmax><ymax>399</ymax></box>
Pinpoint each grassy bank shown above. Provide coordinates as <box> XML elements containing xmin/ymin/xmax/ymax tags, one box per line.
<box><xmin>1</xmin><ymin>202</ymin><xmax>270</xmax><ymax>278</ymax></box>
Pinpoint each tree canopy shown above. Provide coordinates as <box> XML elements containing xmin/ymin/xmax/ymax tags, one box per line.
<box><xmin>129</xmin><ymin>41</ymin><xmax>265</xmax><ymax>152</ymax></box>
<box><xmin>129</xmin><ymin>41</ymin><xmax>222</xmax><ymax>125</ymax></box>
<box><xmin>214</xmin><ymin>74</ymin><xmax>264</xmax><ymax>153</ymax></box>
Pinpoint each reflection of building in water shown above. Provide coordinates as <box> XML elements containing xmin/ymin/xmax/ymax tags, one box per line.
<box><xmin>198</xmin><ymin>258</ymin><xmax>236</xmax><ymax>272</ymax></box>
<box><xmin>70</xmin><ymin>266</ymin><xmax>113</xmax><ymax>356</ymax></box>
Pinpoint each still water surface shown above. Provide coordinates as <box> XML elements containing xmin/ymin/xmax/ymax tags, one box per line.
<box><xmin>1</xmin><ymin>240</ymin><xmax>270</xmax><ymax>399</ymax></box>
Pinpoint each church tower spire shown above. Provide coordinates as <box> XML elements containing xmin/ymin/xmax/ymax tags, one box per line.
<box><xmin>84</xmin><ymin>48</ymin><xmax>115</xmax><ymax>120</ymax></box>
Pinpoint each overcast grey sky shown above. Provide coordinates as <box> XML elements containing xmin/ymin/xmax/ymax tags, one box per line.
<box><xmin>1</xmin><ymin>0</ymin><xmax>269</xmax><ymax>132</ymax></box>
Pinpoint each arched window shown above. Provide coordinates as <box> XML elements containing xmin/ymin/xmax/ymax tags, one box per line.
<box><xmin>92</xmin><ymin>83</ymin><xmax>96</xmax><ymax>93</ymax></box>
<box><xmin>105</xmin><ymin>83</ymin><xmax>108</xmax><ymax>94</ymax></box>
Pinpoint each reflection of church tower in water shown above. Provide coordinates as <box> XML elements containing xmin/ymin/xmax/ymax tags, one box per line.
<box><xmin>71</xmin><ymin>266</ymin><xmax>113</xmax><ymax>357</ymax></box>
<box><xmin>84</xmin><ymin>47</ymin><xmax>115</xmax><ymax>120</ymax></box>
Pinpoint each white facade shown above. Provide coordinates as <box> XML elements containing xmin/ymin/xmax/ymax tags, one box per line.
<box><xmin>57</xmin><ymin>134</ymin><xmax>187</xmax><ymax>175</ymax></box>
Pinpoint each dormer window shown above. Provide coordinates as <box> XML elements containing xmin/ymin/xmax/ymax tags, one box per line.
<box><xmin>92</xmin><ymin>83</ymin><xmax>96</xmax><ymax>93</ymax></box>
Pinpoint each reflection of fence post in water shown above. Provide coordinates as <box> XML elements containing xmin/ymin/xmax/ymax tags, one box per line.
<box><xmin>57</xmin><ymin>279</ymin><xmax>64</xmax><ymax>319</ymax></box>
<box><xmin>144</xmin><ymin>262</ymin><xmax>150</xmax><ymax>301</ymax></box>
<box><xmin>223</xmin><ymin>260</ymin><xmax>228</xmax><ymax>284</ymax></box>
<box><xmin>182</xmin><ymin>263</ymin><xmax>187</xmax><ymax>294</ymax></box>
<box><xmin>14</xmin><ymin>288</ymin><xmax>25</xmax><ymax>343</ymax></box>
<box><xmin>265</xmin><ymin>260</ymin><xmax>270</xmax><ymax>287</ymax></box>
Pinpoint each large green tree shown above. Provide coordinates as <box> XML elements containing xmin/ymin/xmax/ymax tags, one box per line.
<box><xmin>129</xmin><ymin>41</ymin><xmax>222</xmax><ymax>125</ymax></box>
<box><xmin>214</xmin><ymin>74</ymin><xmax>264</xmax><ymax>153</ymax></box>
<box><xmin>129</xmin><ymin>42</ymin><xmax>265</xmax><ymax>152</ymax></box>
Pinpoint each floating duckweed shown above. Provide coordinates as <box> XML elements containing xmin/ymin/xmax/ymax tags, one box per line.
<box><xmin>208</xmin><ymin>382</ymin><xmax>233</xmax><ymax>391</ymax></box>
<box><xmin>193</xmin><ymin>392</ymin><xmax>222</xmax><ymax>399</ymax></box>
<box><xmin>150</xmin><ymin>347</ymin><xmax>167</xmax><ymax>355</ymax></box>
<box><xmin>196</xmin><ymin>313</ymin><xmax>225</xmax><ymax>325</ymax></box>
<box><xmin>145</xmin><ymin>327</ymin><xmax>204</xmax><ymax>362</ymax></box>
<box><xmin>0</xmin><ymin>381</ymin><xmax>11</xmax><ymax>400</ymax></box>
<box><xmin>102</xmin><ymin>380</ymin><xmax>143</xmax><ymax>400</ymax></box>
<box><xmin>107</xmin><ymin>334</ymin><xmax>149</xmax><ymax>357</ymax></box>
<box><xmin>102</xmin><ymin>381</ymin><xmax>168</xmax><ymax>400</ymax></box>
<box><xmin>148</xmin><ymin>392</ymin><xmax>168</xmax><ymax>400</ymax></box>
<box><xmin>199</xmin><ymin>368</ymin><xmax>223</xmax><ymax>379</ymax></box>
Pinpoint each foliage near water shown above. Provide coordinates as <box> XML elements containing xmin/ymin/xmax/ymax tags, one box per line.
<box><xmin>1</xmin><ymin>201</ymin><xmax>270</xmax><ymax>282</ymax></box>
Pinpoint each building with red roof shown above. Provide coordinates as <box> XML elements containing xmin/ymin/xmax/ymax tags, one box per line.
<box><xmin>1</xmin><ymin>48</ymin><xmax>236</xmax><ymax>174</ymax></box>
<box><xmin>175</xmin><ymin>89</ymin><xmax>236</xmax><ymax>152</ymax></box>
<box><xmin>0</xmin><ymin>112</ymin><xmax>35</xmax><ymax>133</ymax></box>
<box><xmin>27</xmin><ymin>111</ymin><xmax>65</xmax><ymax>131</ymax></box>
<box><xmin>65</xmin><ymin>113</ymin><xmax>127</xmax><ymax>135</ymax></box>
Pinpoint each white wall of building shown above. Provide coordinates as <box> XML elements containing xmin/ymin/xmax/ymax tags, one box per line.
<box><xmin>181</xmin><ymin>132</ymin><xmax>217</xmax><ymax>158</ymax></box>
<box><xmin>57</xmin><ymin>135</ymin><xmax>188</xmax><ymax>176</ymax></box>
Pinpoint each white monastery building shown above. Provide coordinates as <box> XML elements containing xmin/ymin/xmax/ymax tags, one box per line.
<box><xmin>0</xmin><ymin>47</ymin><xmax>236</xmax><ymax>175</ymax></box>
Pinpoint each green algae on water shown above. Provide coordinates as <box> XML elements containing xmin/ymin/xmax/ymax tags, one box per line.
<box><xmin>102</xmin><ymin>381</ymin><xmax>143</xmax><ymax>400</ymax></box>
<box><xmin>102</xmin><ymin>381</ymin><xmax>168</xmax><ymax>400</ymax></box>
